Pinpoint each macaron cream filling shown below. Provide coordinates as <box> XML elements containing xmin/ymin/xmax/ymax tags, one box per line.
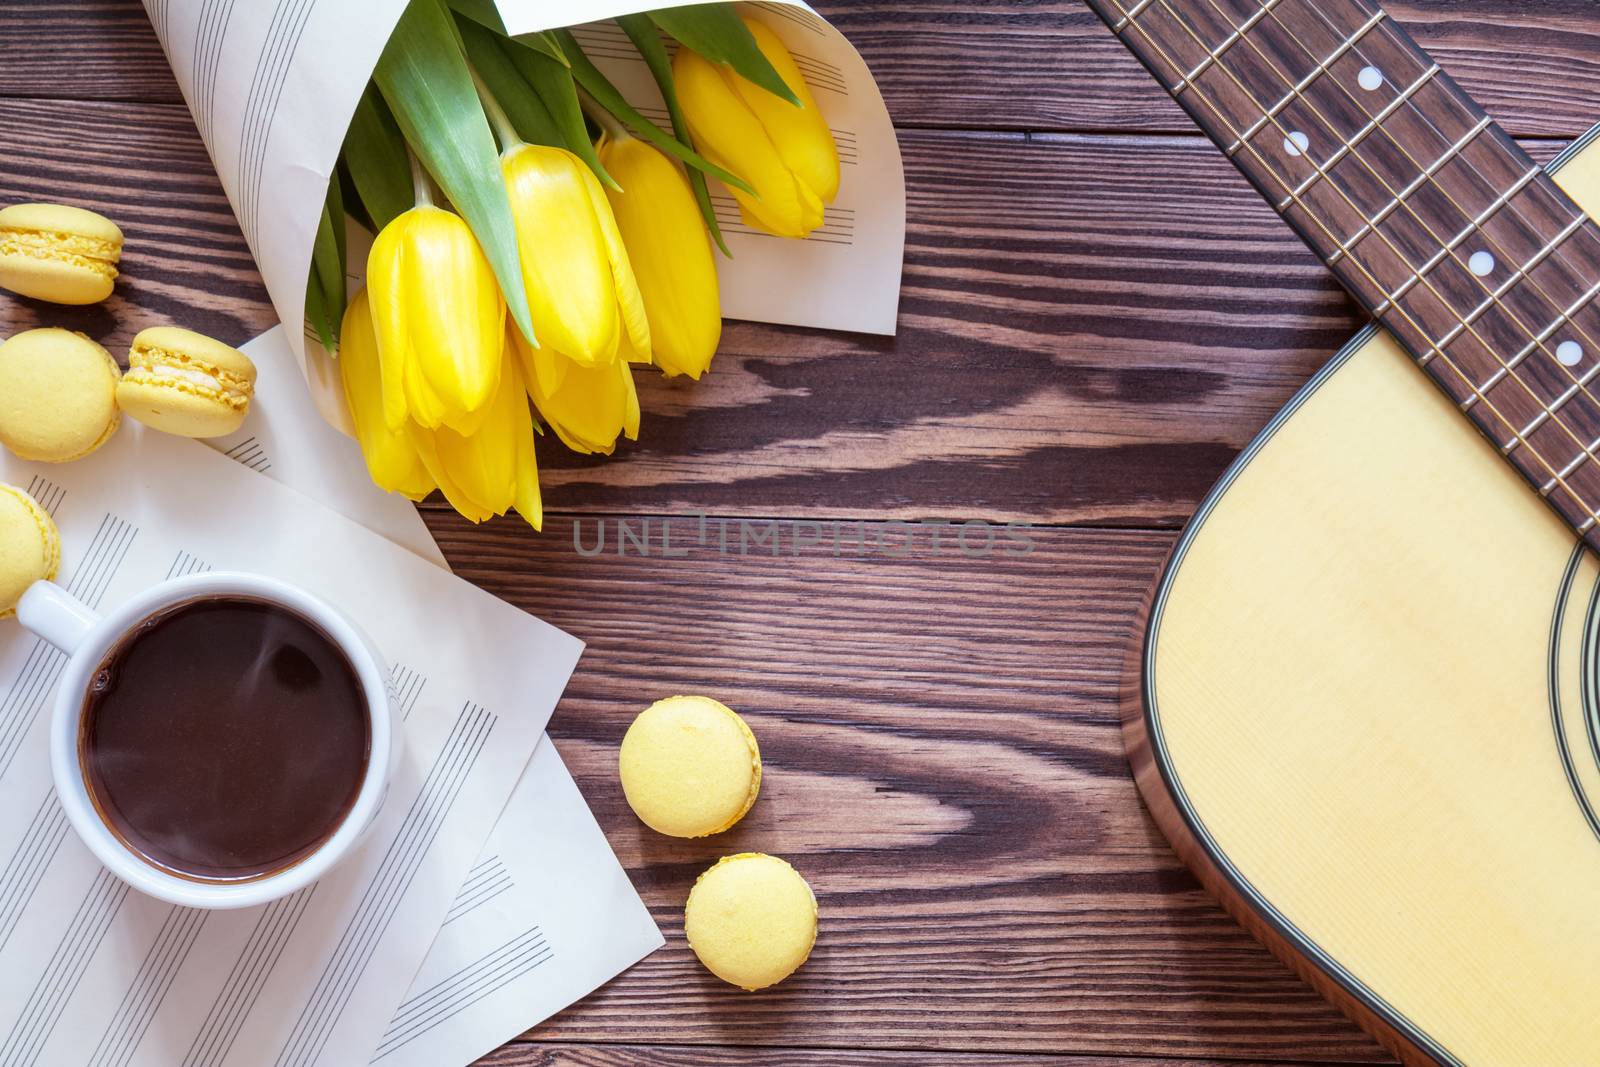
<box><xmin>0</xmin><ymin>228</ymin><xmax>120</xmax><ymax>280</ymax></box>
<box><xmin>126</xmin><ymin>344</ymin><xmax>254</xmax><ymax>409</ymax></box>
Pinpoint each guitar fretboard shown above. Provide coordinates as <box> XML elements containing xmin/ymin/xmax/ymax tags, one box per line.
<box><xmin>1089</xmin><ymin>0</ymin><xmax>1600</xmax><ymax>549</ymax></box>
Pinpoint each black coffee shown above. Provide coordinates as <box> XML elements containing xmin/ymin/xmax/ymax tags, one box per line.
<box><xmin>79</xmin><ymin>596</ymin><xmax>371</xmax><ymax>882</ymax></box>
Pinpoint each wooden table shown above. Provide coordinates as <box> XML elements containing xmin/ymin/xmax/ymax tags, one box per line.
<box><xmin>3</xmin><ymin>2</ymin><xmax>1597</xmax><ymax>1063</ymax></box>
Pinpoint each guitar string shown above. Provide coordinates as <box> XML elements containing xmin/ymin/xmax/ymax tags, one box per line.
<box><xmin>1104</xmin><ymin>0</ymin><xmax>1600</xmax><ymax>524</ymax></box>
<box><xmin>1145</xmin><ymin>0</ymin><xmax>1600</xmax><ymax>512</ymax></box>
<box><xmin>1247</xmin><ymin>0</ymin><xmax>1600</xmax><ymax>479</ymax></box>
<box><xmin>1215</xmin><ymin>0</ymin><xmax>1600</xmax><ymax>431</ymax></box>
<box><xmin>1101</xmin><ymin>0</ymin><xmax>1511</xmax><ymax>421</ymax></box>
<box><xmin>1297</xmin><ymin>2</ymin><xmax>1600</xmax><ymax>454</ymax></box>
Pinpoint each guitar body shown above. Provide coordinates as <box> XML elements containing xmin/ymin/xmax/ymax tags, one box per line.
<box><xmin>1127</xmin><ymin>126</ymin><xmax>1600</xmax><ymax>1066</ymax></box>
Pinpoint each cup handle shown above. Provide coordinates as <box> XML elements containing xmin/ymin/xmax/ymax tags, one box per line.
<box><xmin>17</xmin><ymin>581</ymin><xmax>100</xmax><ymax>655</ymax></box>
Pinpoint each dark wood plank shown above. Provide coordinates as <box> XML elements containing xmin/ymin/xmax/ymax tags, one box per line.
<box><xmin>828</xmin><ymin>0</ymin><xmax>1600</xmax><ymax>137</ymax></box>
<box><xmin>483</xmin><ymin>1044</ymin><xmax>1379</xmax><ymax>1066</ymax></box>
<box><xmin>0</xmin><ymin>96</ymin><xmax>1400</xmax><ymax>526</ymax></box>
<box><xmin>3</xmin><ymin>1</ymin><xmax>1597</xmax><ymax>139</ymax></box>
<box><xmin>424</xmin><ymin>515</ymin><xmax>1390</xmax><ymax>1062</ymax></box>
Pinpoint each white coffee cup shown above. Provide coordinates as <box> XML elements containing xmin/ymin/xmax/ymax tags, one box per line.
<box><xmin>16</xmin><ymin>571</ymin><xmax>398</xmax><ymax>910</ymax></box>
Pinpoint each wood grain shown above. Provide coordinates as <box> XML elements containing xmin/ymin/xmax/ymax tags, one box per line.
<box><xmin>4</xmin><ymin>1</ymin><xmax>1599</xmax><ymax>138</ymax></box>
<box><xmin>0</xmin><ymin>95</ymin><xmax>1453</xmax><ymax>526</ymax></box>
<box><xmin>8</xmin><ymin>1</ymin><xmax>1598</xmax><ymax>1063</ymax></box>
<box><xmin>0</xmin><ymin>95</ymin><xmax>1572</xmax><ymax>525</ymax></box>
<box><xmin>481</xmin><ymin>1044</ymin><xmax>1380</xmax><ymax>1066</ymax></box>
<box><xmin>417</xmin><ymin>515</ymin><xmax>1389</xmax><ymax>1061</ymax></box>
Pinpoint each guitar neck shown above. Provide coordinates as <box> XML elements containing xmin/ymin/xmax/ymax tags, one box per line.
<box><xmin>1089</xmin><ymin>0</ymin><xmax>1600</xmax><ymax>550</ymax></box>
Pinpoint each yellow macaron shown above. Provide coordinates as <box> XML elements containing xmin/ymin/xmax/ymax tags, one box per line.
<box><xmin>0</xmin><ymin>203</ymin><xmax>123</xmax><ymax>305</ymax></box>
<box><xmin>0</xmin><ymin>483</ymin><xmax>60</xmax><ymax>618</ymax></box>
<box><xmin>117</xmin><ymin>327</ymin><xmax>257</xmax><ymax>439</ymax></box>
<box><xmin>619</xmin><ymin>695</ymin><xmax>761</xmax><ymax>838</ymax></box>
<box><xmin>0</xmin><ymin>328</ymin><xmax>122</xmax><ymax>462</ymax></box>
<box><xmin>685</xmin><ymin>853</ymin><xmax>818</xmax><ymax>991</ymax></box>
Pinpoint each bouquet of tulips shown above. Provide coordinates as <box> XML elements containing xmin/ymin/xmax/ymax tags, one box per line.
<box><xmin>305</xmin><ymin>0</ymin><xmax>840</xmax><ymax>531</ymax></box>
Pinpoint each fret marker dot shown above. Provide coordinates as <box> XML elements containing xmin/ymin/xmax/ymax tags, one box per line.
<box><xmin>1469</xmin><ymin>251</ymin><xmax>1496</xmax><ymax>277</ymax></box>
<box><xmin>1358</xmin><ymin>65</ymin><xmax>1385</xmax><ymax>91</ymax></box>
<box><xmin>1284</xmin><ymin>131</ymin><xmax>1310</xmax><ymax>158</ymax></box>
<box><xmin>1558</xmin><ymin>340</ymin><xmax>1585</xmax><ymax>367</ymax></box>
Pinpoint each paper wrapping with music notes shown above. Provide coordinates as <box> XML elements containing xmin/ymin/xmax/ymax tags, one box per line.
<box><xmin>139</xmin><ymin>0</ymin><xmax>906</xmax><ymax>432</ymax></box>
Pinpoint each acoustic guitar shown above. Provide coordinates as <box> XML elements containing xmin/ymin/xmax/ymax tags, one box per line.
<box><xmin>1088</xmin><ymin>1</ymin><xmax>1600</xmax><ymax>1062</ymax></box>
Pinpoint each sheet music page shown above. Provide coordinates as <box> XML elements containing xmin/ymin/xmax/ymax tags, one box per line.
<box><xmin>202</xmin><ymin>326</ymin><xmax>664</xmax><ymax>1065</ymax></box>
<box><xmin>0</xmin><ymin>421</ymin><xmax>578</xmax><ymax>1065</ymax></box>
<box><xmin>140</xmin><ymin>0</ymin><xmax>905</xmax><ymax>424</ymax></box>
<box><xmin>374</xmin><ymin>740</ymin><xmax>663</xmax><ymax>1067</ymax></box>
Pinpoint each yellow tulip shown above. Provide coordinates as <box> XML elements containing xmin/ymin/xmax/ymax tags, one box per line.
<box><xmin>598</xmin><ymin>135</ymin><xmax>722</xmax><ymax>379</ymax></box>
<box><xmin>513</xmin><ymin>327</ymin><xmax>639</xmax><ymax>456</ymax></box>
<box><xmin>339</xmin><ymin>288</ymin><xmax>435</xmax><ymax>501</ymax></box>
<box><xmin>673</xmin><ymin>18</ymin><xmax>840</xmax><ymax>238</ymax></box>
<box><xmin>367</xmin><ymin>205</ymin><xmax>505</xmax><ymax>433</ymax></box>
<box><xmin>501</xmin><ymin>143</ymin><xmax>651</xmax><ymax>367</ymax></box>
<box><xmin>408</xmin><ymin>349</ymin><xmax>542</xmax><ymax>531</ymax></box>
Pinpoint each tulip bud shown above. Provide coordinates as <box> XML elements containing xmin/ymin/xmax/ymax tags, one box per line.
<box><xmin>367</xmin><ymin>206</ymin><xmax>505</xmax><ymax>433</ymax></box>
<box><xmin>338</xmin><ymin>288</ymin><xmax>435</xmax><ymax>501</ymax></box>
<box><xmin>598</xmin><ymin>135</ymin><xmax>722</xmax><ymax>380</ymax></box>
<box><xmin>409</xmin><ymin>349</ymin><xmax>543</xmax><ymax>531</ymax></box>
<box><xmin>513</xmin><ymin>326</ymin><xmax>640</xmax><ymax>456</ymax></box>
<box><xmin>501</xmin><ymin>143</ymin><xmax>651</xmax><ymax>368</ymax></box>
<box><xmin>673</xmin><ymin>18</ymin><xmax>840</xmax><ymax>238</ymax></box>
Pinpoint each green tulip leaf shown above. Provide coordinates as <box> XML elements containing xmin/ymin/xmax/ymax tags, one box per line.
<box><xmin>374</xmin><ymin>0</ymin><xmax>535</xmax><ymax>345</ymax></box>
<box><xmin>446</xmin><ymin>0</ymin><xmax>566</xmax><ymax>68</ymax></box>
<box><xmin>337</xmin><ymin>160</ymin><xmax>373</xmax><ymax>233</ymax></box>
<box><xmin>307</xmin><ymin>177</ymin><xmax>345</xmax><ymax>351</ymax></box>
<box><xmin>328</xmin><ymin>164</ymin><xmax>348</xmax><ymax>273</ymax></box>
<box><xmin>648</xmin><ymin>4</ymin><xmax>799</xmax><ymax>106</ymax></box>
<box><xmin>512</xmin><ymin>29</ymin><xmax>570</xmax><ymax>68</ymax></box>
<box><xmin>456</xmin><ymin>15</ymin><xmax>566</xmax><ymax>150</ymax></box>
<box><xmin>616</xmin><ymin>13</ymin><xmax>730</xmax><ymax>256</ymax></box>
<box><xmin>342</xmin><ymin>85</ymin><xmax>411</xmax><ymax>231</ymax></box>
<box><xmin>444</xmin><ymin>0</ymin><xmax>505</xmax><ymax>34</ymax></box>
<box><xmin>499</xmin><ymin>31</ymin><xmax>617</xmax><ymax>189</ymax></box>
<box><xmin>553</xmin><ymin>27</ymin><xmax>753</xmax><ymax>195</ymax></box>
<box><xmin>304</xmin><ymin>274</ymin><xmax>330</xmax><ymax>352</ymax></box>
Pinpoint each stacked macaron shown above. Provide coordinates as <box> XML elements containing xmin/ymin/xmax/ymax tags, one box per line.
<box><xmin>0</xmin><ymin>203</ymin><xmax>259</xmax><ymax>466</ymax></box>
<box><xmin>118</xmin><ymin>327</ymin><xmax>258</xmax><ymax>439</ymax></box>
<box><xmin>619</xmin><ymin>696</ymin><xmax>818</xmax><ymax>992</ymax></box>
<box><xmin>0</xmin><ymin>203</ymin><xmax>123</xmax><ymax>305</ymax></box>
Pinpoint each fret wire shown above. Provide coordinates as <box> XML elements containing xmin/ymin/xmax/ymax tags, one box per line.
<box><xmin>1206</xmin><ymin>0</ymin><xmax>1600</xmax><ymax>491</ymax></box>
<box><xmin>1475</xmin><ymin>278</ymin><xmax>1600</xmax><ymax>401</ymax></box>
<box><xmin>1173</xmin><ymin>0</ymin><xmax>1289</xmax><ymax>94</ymax></box>
<box><xmin>1547</xmin><ymin>430</ymin><xmax>1600</xmax><ymax>494</ymax></box>
<box><xmin>1552</xmin><ymin>444</ymin><xmax>1596</xmax><ymax>484</ymax></box>
<box><xmin>1353</xmin><ymin>164</ymin><xmax>1541</xmax><ymax>281</ymax></box>
<box><xmin>1519</xmin><ymin>360</ymin><xmax>1600</xmax><ymax>445</ymax></box>
<box><xmin>1375</xmin><ymin>164</ymin><xmax>1542</xmax><ymax>280</ymax></box>
<box><xmin>1333</xmin><ymin>13</ymin><xmax>1600</xmax><ymax>394</ymax></box>
<box><xmin>1328</xmin><ymin>116</ymin><xmax>1491</xmax><ymax>266</ymax></box>
<box><xmin>1223</xmin><ymin>9</ymin><xmax>1385</xmax><ymax>155</ymax></box>
<box><xmin>1112</xmin><ymin>0</ymin><xmax>1159</xmax><ymax>32</ymax></box>
<box><xmin>1510</xmin><ymin>280</ymin><xmax>1600</xmax><ymax>368</ymax></box>
<box><xmin>1103</xmin><ymin>0</ymin><xmax>1592</xmax><ymax>522</ymax></box>
<box><xmin>1285</xmin><ymin>62</ymin><xmax>1440</xmax><ymax>206</ymax></box>
<box><xmin>1159</xmin><ymin>0</ymin><xmax>1599</xmax><ymax>511</ymax></box>
<box><xmin>1433</xmin><ymin>215</ymin><xmax>1590</xmax><ymax>356</ymax></box>
<box><xmin>1293</xmin><ymin>0</ymin><xmax>1600</xmax><ymax>466</ymax></box>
